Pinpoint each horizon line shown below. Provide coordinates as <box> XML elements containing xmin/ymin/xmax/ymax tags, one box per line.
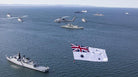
<box><xmin>0</xmin><ymin>4</ymin><xmax>138</xmax><ymax>9</ymax></box>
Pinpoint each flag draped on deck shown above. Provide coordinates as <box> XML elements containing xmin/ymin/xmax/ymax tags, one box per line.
<box><xmin>71</xmin><ymin>44</ymin><xmax>108</xmax><ymax>62</ymax></box>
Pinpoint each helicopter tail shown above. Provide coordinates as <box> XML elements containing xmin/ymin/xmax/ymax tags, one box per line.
<box><xmin>72</xmin><ymin>16</ymin><xmax>76</xmax><ymax>22</ymax></box>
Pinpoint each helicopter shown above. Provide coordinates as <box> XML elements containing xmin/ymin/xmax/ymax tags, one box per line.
<box><xmin>17</xmin><ymin>17</ymin><xmax>23</xmax><ymax>22</ymax></box>
<box><xmin>6</xmin><ymin>13</ymin><xmax>27</xmax><ymax>22</ymax></box>
<box><xmin>54</xmin><ymin>16</ymin><xmax>76</xmax><ymax>23</ymax></box>
<box><xmin>6</xmin><ymin>13</ymin><xmax>12</xmax><ymax>18</ymax></box>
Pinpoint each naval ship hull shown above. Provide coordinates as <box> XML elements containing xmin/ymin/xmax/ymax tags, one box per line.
<box><xmin>61</xmin><ymin>24</ymin><xmax>83</xmax><ymax>29</ymax></box>
<box><xmin>6</xmin><ymin>56</ymin><xmax>49</xmax><ymax>73</ymax></box>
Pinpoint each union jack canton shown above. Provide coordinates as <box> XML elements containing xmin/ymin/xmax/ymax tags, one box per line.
<box><xmin>71</xmin><ymin>43</ymin><xmax>89</xmax><ymax>52</ymax></box>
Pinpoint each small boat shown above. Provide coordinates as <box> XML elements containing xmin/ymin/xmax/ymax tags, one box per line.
<box><xmin>74</xmin><ymin>10</ymin><xmax>87</xmax><ymax>13</ymax></box>
<box><xmin>6</xmin><ymin>53</ymin><xmax>49</xmax><ymax>72</ymax></box>
<box><xmin>61</xmin><ymin>24</ymin><xmax>83</xmax><ymax>29</ymax></box>
<box><xmin>125</xmin><ymin>12</ymin><xmax>129</xmax><ymax>15</ymax></box>
<box><xmin>82</xmin><ymin>18</ymin><xmax>87</xmax><ymax>23</ymax></box>
<box><xmin>7</xmin><ymin>13</ymin><xmax>12</xmax><ymax>18</ymax></box>
<box><xmin>74</xmin><ymin>11</ymin><xmax>82</xmax><ymax>13</ymax></box>
<box><xmin>17</xmin><ymin>18</ymin><xmax>23</xmax><ymax>22</ymax></box>
<box><xmin>93</xmin><ymin>14</ymin><xmax>104</xmax><ymax>16</ymax></box>
<box><xmin>81</xmin><ymin>10</ymin><xmax>87</xmax><ymax>13</ymax></box>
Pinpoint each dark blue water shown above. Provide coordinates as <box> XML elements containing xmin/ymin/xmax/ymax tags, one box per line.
<box><xmin>0</xmin><ymin>6</ymin><xmax>138</xmax><ymax>77</ymax></box>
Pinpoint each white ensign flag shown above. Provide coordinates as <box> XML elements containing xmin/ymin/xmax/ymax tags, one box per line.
<box><xmin>71</xmin><ymin>44</ymin><xmax>108</xmax><ymax>62</ymax></box>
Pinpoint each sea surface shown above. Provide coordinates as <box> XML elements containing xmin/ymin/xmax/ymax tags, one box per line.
<box><xmin>0</xmin><ymin>6</ymin><xmax>138</xmax><ymax>77</ymax></box>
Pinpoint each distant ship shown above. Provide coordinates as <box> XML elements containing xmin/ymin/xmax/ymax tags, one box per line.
<box><xmin>17</xmin><ymin>18</ymin><xmax>23</xmax><ymax>22</ymax></box>
<box><xmin>6</xmin><ymin>53</ymin><xmax>49</xmax><ymax>72</ymax></box>
<box><xmin>6</xmin><ymin>13</ymin><xmax>12</xmax><ymax>18</ymax></box>
<box><xmin>81</xmin><ymin>10</ymin><xmax>87</xmax><ymax>13</ymax></box>
<box><xmin>93</xmin><ymin>13</ymin><xmax>104</xmax><ymax>16</ymax></box>
<box><xmin>74</xmin><ymin>10</ymin><xmax>87</xmax><ymax>13</ymax></box>
<box><xmin>61</xmin><ymin>24</ymin><xmax>83</xmax><ymax>29</ymax></box>
<box><xmin>82</xmin><ymin>18</ymin><xmax>87</xmax><ymax>23</ymax></box>
<box><xmin>125</xmin><ymin>12</ymin><xmax>129</xmax><ymax>15</ymax></box>
<box><xmin>74</xmin><ymin>11</ymin><xmax>82</xmax><ymax>13</ymax></box>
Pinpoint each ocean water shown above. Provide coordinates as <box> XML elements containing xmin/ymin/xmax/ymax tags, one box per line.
<box><xmin>0</xmin><ymin>6</ymin><xmax>138</xmax><ymax>77</ymax></box>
